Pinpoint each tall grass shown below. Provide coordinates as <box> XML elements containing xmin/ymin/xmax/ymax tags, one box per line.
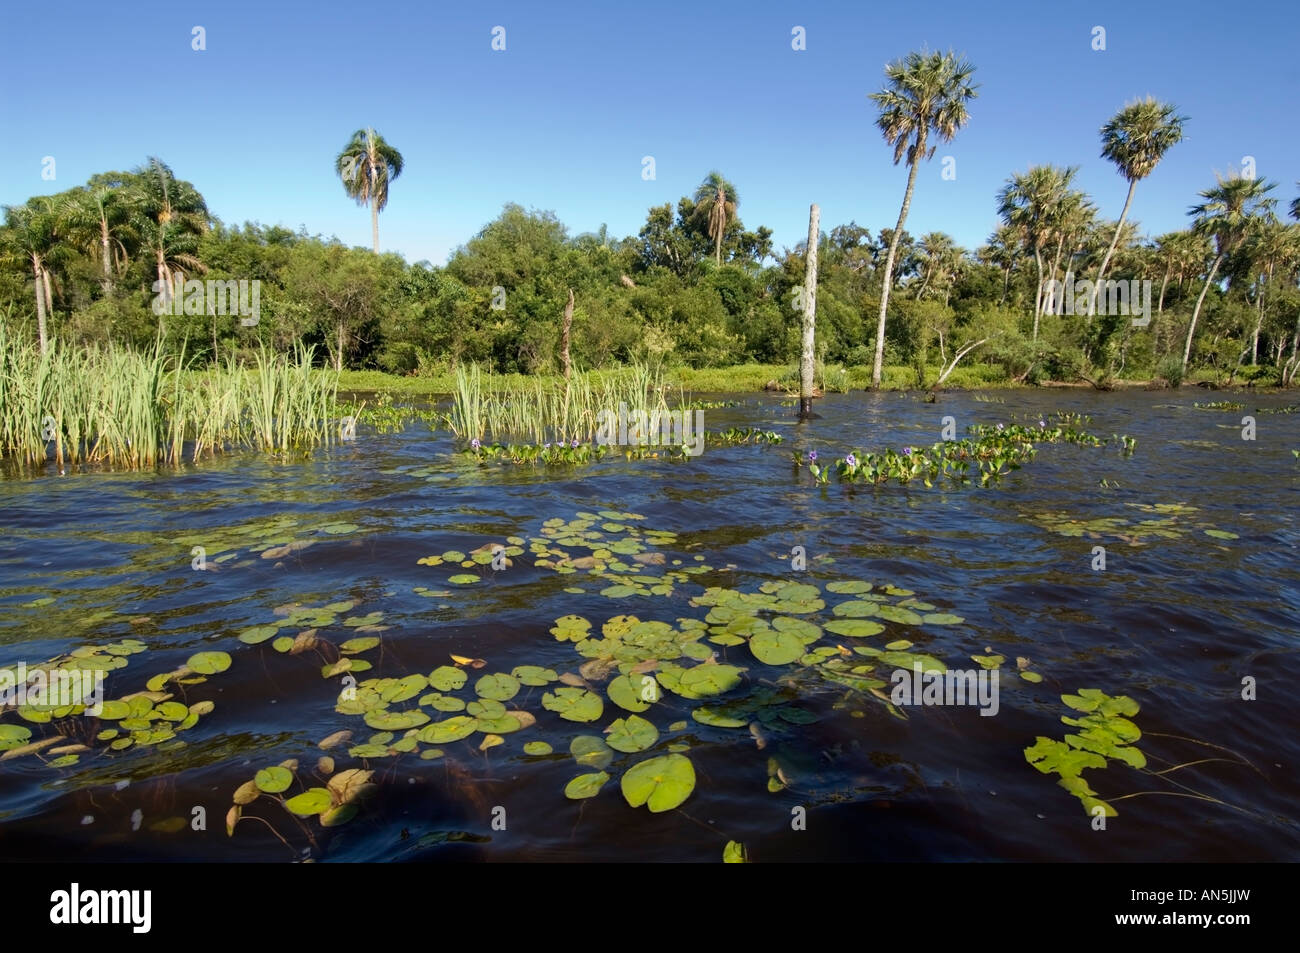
<box><xmin>0</xmin><ymin>316</ymin><xmax>339</xmax><ymax>468</ymax></box>
<box><xmin>447</xmin><ymin>362</ymin><xmax>676</xmax><ymax>444</ymax></box>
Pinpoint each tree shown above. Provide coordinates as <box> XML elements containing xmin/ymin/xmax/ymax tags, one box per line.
<box><xmin>336</xmin><ymin>128</ymin><xmax>404</xmax><ymax>254</ymax></box>
<box><xmin>799</xmin><ymin>204</ymin><xmax>820</xmax><ymax>418</ymax></box>
<box><xmin>1183</xmin><ymin>174</ymin><xmax>1278</xmax><ymax>373</ymax></box>
<box><xmin>132</xmin><ymin>158</ymin><xmax>209</xmax><ymax>314</ymax></box>
<box><xmin>0</xmin><ymin>198</ymin><xmax>67</xmax><ymax>353</ymax></box>
<box><xmin>867</xmin><ymin>49</ymin><xmax>978</xmax><ymax>387</ymax></box>
<box><xmin>692</xmin><ymin>172</ymin><xmax>739</xmax><ymax>266</ymax></box>
<box><xmin>998</xmin><ymin>166</ymin><xmax>1071</xmax><ymax>340</ymax></box>
<box><xmin>1091</xmin><ymin>98</ymin><xmax>1186</xmax><ymax>316</ymax></box>
<box><xmin>60</xmin><ymin>181</ymin><xmax>137</xmax><ymax>293</ymax></box>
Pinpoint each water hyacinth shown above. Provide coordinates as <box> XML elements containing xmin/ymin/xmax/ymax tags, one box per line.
<box><xmin>793</xmin><ymin>420</ymin><xmax>1137</xmax><ymax>489</ymax></box>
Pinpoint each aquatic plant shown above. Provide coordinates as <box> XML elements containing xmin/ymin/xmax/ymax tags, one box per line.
<box><xmin>0</xmin><ymin>321</ymin><xmax>340</xmax><ymax>468</ymax></box>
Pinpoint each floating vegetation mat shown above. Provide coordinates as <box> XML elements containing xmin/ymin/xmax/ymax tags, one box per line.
<box><xmin>797</xmin><ymin>422</ymin><xmax>1135</xmax><ymax>488</ymax></box>
<box><xmin>1023</xmin><ymin>502</ymin><xmax>1239</xmax><ymax>545</ymax></box>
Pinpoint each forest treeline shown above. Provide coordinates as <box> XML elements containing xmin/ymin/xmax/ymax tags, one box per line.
<box><xmin>4</xmin><ymin>95</ymin><xmax>1299</xmax><ymax>388</ymax></box>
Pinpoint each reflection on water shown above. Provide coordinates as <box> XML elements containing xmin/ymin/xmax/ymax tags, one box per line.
<box><xmin>1</xmin><ymin>389</ymin><xmax>1298</xmax><ymax>862</ymax></box>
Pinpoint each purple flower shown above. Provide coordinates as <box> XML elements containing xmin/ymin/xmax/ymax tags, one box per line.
<box><xmin>1038</xmin><ymin>419</ymin><xmax>1046</xmax><ymax>428</ymax></box>
<box><xmin>845</xmin><ymin>453</ymin><xmax>858</xmax><ymax>468</ymax></box>
<box><xmin>808</xmin><ymin>450</ymin><xmax>818</xmax><ymax>462</ymax></box>
<box><xmin>571</xmin><ymin>438</ymin><xmax>580</xmax><ymax>448</ymax></box>
<box><xmin>470</xmin><ymin>438</ymin><xmax>481</xmax><ymax>451</ymax></box>
<box><xmin>902</xmin><ymin>446</ymin><xmax>913</xmax><ymax>456</ymax></box>
<box><xmin>996</xmin><ymin>423</ymin><xmax>1004</xmax><ymax>432</ymax></box>
<box><xmin>544</xmin><ymin>442</ymin><xmax>551</xmax><ymax>450</ymax></box>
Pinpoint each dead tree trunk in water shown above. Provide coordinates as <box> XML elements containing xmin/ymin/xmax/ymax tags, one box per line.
<box><xmin>561</xmin><ymin>288</ymin><xmax>574</xmax><ymax>379</ymax></box>
<box><xmin>799</xmin><ymin>203</ymin><xmax>820</xmax><ymax>419</ymax></box>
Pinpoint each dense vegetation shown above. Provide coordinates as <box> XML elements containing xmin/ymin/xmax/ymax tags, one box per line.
<box><xmin>3</xmin><ymin>62</ymin><xmax>1300</xmax><ymax>391</ymax></box>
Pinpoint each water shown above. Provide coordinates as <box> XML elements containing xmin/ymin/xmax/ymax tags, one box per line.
<box><xmin>1</xmin><ymin>389</ymin><xmax>1297</xmax><ymax>862</ymax></box>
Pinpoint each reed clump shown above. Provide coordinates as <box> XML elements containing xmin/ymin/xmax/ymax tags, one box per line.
<box><xmin>447</xmin><ymin>362</ymin><xmax>680</xmax><ymax>444</ymax></box>
<box><xmin>0</xmin><ymin>319</ymin><xmax>339</xmax><ymax>468</ymax></box>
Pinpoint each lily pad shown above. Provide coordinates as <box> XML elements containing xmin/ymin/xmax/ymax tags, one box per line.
<box><xmin>605</xmin><ymin>714</ymin><xmax>659</xmax><ymax>753</ymax></box>
<box><xmin>284</xmin><ymin>787</ymin><xmax>334</xmax><ymax>816</ymax></box>
<box><xmin>428</xmin><ymin>666</ymin><xmax>468</xmax><ymax>692</ymax></box>
<box><xmin>564</xmin><ymin>771</ymin><xmax>610</xmax><ymax>800</ymax></box>
<box><xmin>824</xmin><ymin>619</ymin><xmax>886</xmax><ymax>638</ymax></box>
<box><xmin>187</xmin><ymin>651</ymin><xmax>232</xmax><ymax>675</ymax></box>
<box><xmin>475</xmin><ymin>673</ymin><xmax>520</xmax><ymax>702</ymax></box>
<box><xmin>254</xmin><ymin>766</ymin><xmax>293</xmax><ymax>794</ymax></box>
<box><xmin>543</xmin><ymin>687</ymin><xmax>604</xmax><ymax>723</ymax></box>
<box><xmin>621</xmin><ymin>753</ymin><xmax>696</xmax><ymax>813</ymax></box>
<box><xmin>750</xmin><ymin>629</ymin><xmax>804</xmax><ymax>665</ymax></box>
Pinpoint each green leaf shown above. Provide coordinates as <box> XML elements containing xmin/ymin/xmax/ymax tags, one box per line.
<box><xmin>607</xmin><ymin>674</ymin><xmax>652</xmax><ymax>712</ymax></box>
<box><xmin>677</xmin><ymin>664</ymin><xmax>744</xmax><ymax>697</ymax></box>
<box><xmin>749</xmin><ymin>629</ymin><xmax>804</xmax><ymax>665</ymax></box>
<box><xmin>417</xmin><ymin>716</ymin><xmax>478</xmax><ymax>743</ymax></box>
<box><xmin>691</xmin><ymin>707</ymin><xmax>748</xmax><ymax>728</ymax></box>
<box><xmin>254</xmin><ymin>766</ymin><xmax>293</xmax><ymax>794</ymax></box>
<box><xmin>340</xmin><ymin>637</ymin><xmax>380</xmax><ymax>654</ymax></box>
<box><xmin>512</xmin><ymin>665</ymin><xmax>558</xmax><ymax>686</ymax></box>
<box><xmin>605</xmin><ymin>715</ymin><xmax>659</xmax><ymax>753</ymax></box>
<box><xmin>621</xmin><ymin>753</ymin><xmax>696</xmax><ymax>813</ymax></box>
<box><xmin>428</xmin><ymin>666</ymin><xmax>467</xmax><ymax>691</ymax></box>
<box><xmin>542</xmin><ymin>687</ymin><xmax>604</xmax><ymax>723</ymax></box>
<box><xmin>824</xmin><ymin>619</ymin><xmax>885</xmax><ymax>638</ymax></box>
<box><xmin>187</xmin><ymin>651</ymin><xmax>232</xmax><ymax>675</ymax></box>
<box><xmin>523</xmin><ymin>741</ymin><xmax>553</xmax><ymax>755</ymax></box>
<box><xmin>564</xmin><ymin>771</ymin><xmax>610</xmax><ymax>800</ymax></box>
<box><xmin>569</xmin><ymin>735</ymin><xmax>614</xmax><ymax>770</ymax></box>
<box><xmin>723</xmin><ymin>840</ymin><xmax>749</xmax><ymax>863</ymax></box>
<box><xmin>923</xmin><ymin>613</ymin><xmax>964</xmax><ymax>625</ymax></box>
<box><xmin>238</xmin><ymin>625</ymin><xmax>280</xmax><ymax>645</ymax></box>
<box><xmin>876</xmin><ymin>605</ymin><xmax>923</xmax><ymax>626</ymax></box>
<box><xmin>825</xmin><ymin>580</ymin><xmax>872</xmax><ymax>594</ymax></box>
<box><xmin>475</xmin><ymin>673</ymin><xmax>520</xmax><ymax>701</ymax></box>
<box><xmin>284</xmin><ymin>787</ymin><xmax>333</xmax><ymax>816</ymax></box>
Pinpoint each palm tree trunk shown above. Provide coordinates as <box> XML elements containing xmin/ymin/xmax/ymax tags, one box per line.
<box><xmin>100</xmin><ymin>217</ymin><xmax>113</xmax><ymax>291</ymax></box>
<box><xmin>1250</xmin><ymin>273</ymin><xmax>1266</xmax><ymax>366</ymax></box>
<box><xmin>800</xmin><ymin>204</ymin><xmax>820</xmax><ymax>418</ymax></box>
<box><xmin>1157</xmin><ymin>264</ymin><xmax>1171</xmax><ymax>313</ymax></box>
<box><xmin>1090</xmin><ymin>177</ymin><xmax>1138</xmax><ymax>319</ymax></box>
<box><xmin>371</xmin><ymin>195</ymin><xmax>380</xmax><ymax>254</ymax></box>
<box><xmin>32</xmin><ymin>257</ymin><xmax>48</xmax><ymax>355</ymax></box>
<box><xmin>335</xmin><ymin>321</ymin><xmax>345</xmax><ymax>372</ymax></box>
<box><xmin>42</xmin><ymin>269</ymin><xmax>54</xmax><ymax>317</ymax></box>
<box><xmin>999</xmin><ymin>264</ymin><xmax>1010</xmax><ymax>306</ymax></box>
<box><xmin>1031</xmin><ymin>249</ymin><xmax>1044</xmax><ymax>343</ymax></box>
<box><xmin>871</xmin><ymin>138</ymin><xmax>924</xmax><ymax>389</ymax></box>
<box><xmin>1183</xmin><ymin>254</ymin><xmax>1223</xmax><ymax>373</ymax></box>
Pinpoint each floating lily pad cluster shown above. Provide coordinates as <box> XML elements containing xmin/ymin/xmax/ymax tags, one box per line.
<box><xmin>1024</xmin><ymin>689</ymin><xmax>1145</xmax><ymax>817</ymax></box>
<box><xmin>0</xmin><ymin>640</ymin><xmax>228</xmax><ymax>766</ymax></box>
<box><xmin>1023</xmin><ymin>502</ymin><xmax>1238</xmax><ymax>545</ymax></box>
<box><xmin>169</xmin><ymin>513</ymin><xmax>363</xmax><ymax>572</ymax></box>
<box><xmin>228</xmin><ymin>758</ymin><xmax>376</xmax><ymax>841</ymax></box>
<box><xmin>1192</xmin><ymin>401</ymin><xmax>1245</xmax><ymax>411</ymax></box>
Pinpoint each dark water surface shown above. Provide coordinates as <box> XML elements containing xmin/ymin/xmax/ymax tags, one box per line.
<box><xmin>1</xmin><ymin>389</ymin><xmax>1297</xmax><ymax>862</ymax></box>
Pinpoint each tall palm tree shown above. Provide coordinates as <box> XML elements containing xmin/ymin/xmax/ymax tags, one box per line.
<box><xmin>335</xmin><ymin>128</ymin><xmax>404</xmax><ymax>254</ymax></box>
<box><xmin>60</xmin><ymin>183</ymin><xmax>137</xmax><ymax>293</ymax></box>
<box><xmin>914</xmin><ymin>231</ymin><xmax>954</xmax><ymax>299</ymax></box>
<box><xmin>0</xmin><ymin>198</ymin><xmax>68</xmax><ymax>353</ymax></box>
<box><xmin>1090</xmin><ymin>97</ymin><xmax>1186</xmax><ymax>317</ymax></box>
<box><xmin>692</xmin><ymin>172</ymin><xmax>739</xmax><ymax>266</ymax></box>
<box><xmin>1182</xmin><ymin>173</ymin><xmax>1278</xmax><ymax>373</ymax></box>
<box><xmin>867</xmin><ymin>49</ymin><xmax>978</xmax><ymax>388</ymax></box>
<box><xmin>998</xmin><ymin>166</ymin><xmax>1070</xmax><ymax>340</ymax></box>
<box><xmin>979</xmin><ymin>224</ymin><xmax>1022</xmax><ymax>305</ymax></box>
<box><xmin>133</xmin><ymin>158</ymin><xmax>209</xmax><ymax>313</ymax></box>
<box><xmin>1243</xmin><ymin>221</ymin><xmax>1300</xmax><ymax>365</ymax></box>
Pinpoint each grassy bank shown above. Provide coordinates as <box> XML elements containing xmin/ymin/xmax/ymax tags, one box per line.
<box><xmin>337</xmin><ymin>361</ymin><xmax>1021</xmax><ymax>397</ymax></box>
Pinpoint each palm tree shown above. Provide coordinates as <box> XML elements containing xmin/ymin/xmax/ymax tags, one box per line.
<box><xmin>692</xmin><ymin>172</ymin><xmax>739</xmax><ymax>266</ymax></box>
<box><xmin>336</xmin><ymin>128</ymin><xmax>404</xmax><ymax>254</ymax></box>
<box><xmin>915</xmin><ymin>232</ymin><xmax>954</xmax><ymax>299</ymax></box>
<box><xmin>1182</xmin><ymin>173</ymin><xmax>1278</xmax><ymax>373</ymax></box>
<box><xmin>867</xmin><ymin>49</ymin><xmax>978</xmax><ymax>388</ymax></box>
<box><xmin>1090</xmin><ymin>97</ymin><xmax>1186</xmax><ymax>317</ymax></box>
<box><xmin>0</xmin><ymin>198</ymin><xmax>68</xmax><ymax>353</ymax></box>
<box><xmin>133</xmin><ymin>158</ymin><xmax>209</xmax><ymax>313</ymax></box>
<box><xmin>1243</xmin><ymin>221</ymin><xmax>1300</xmax><ymax>365</ymax></box>
<box><xmin>998</xmin><ymin>166</ymin><xmax>1070</xmax><ymax>340</ymax></box>
<box><xmin>979</xmin><ymin>224</ymin><xmax>1022</xmax><ymax>305</ymax></box>
<box><xmin>60</xmin><ymin>182</ymin><xmax>137</xmax><ymax>292</ymax></box>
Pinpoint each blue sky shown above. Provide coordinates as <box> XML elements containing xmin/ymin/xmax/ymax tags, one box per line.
<box><xmin>2</xmin><ymin>0</ymin><xmax>1296</xmax><ymax>265</ymax></box>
